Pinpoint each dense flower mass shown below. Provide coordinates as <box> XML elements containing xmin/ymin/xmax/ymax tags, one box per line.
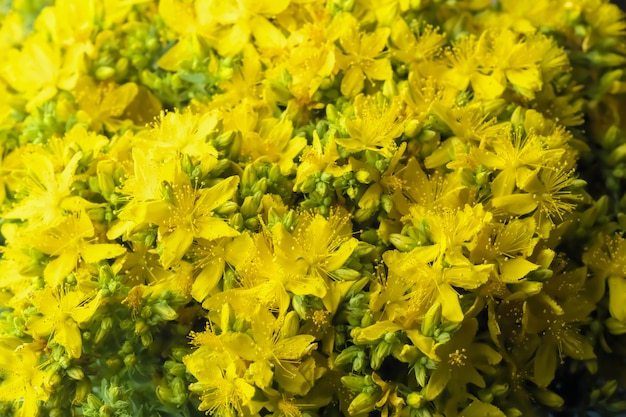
<box><xmin>0</xmin><ymin>0</ymin><xmax>625</xmax><ymax>416</ymax></box>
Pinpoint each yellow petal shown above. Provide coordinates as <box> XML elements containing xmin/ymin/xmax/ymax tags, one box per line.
<box><xmin>362</xmin><ymin>58</ymin><xmax>393</xmax><ymax>81</ymax></box>
<box><xmin>341</xmin><ymin>66</ymin><xmax>365</xmax><ymax>98</ymax></box>
<box><xmin>159</xmin><ymin>228</ymin><xmax>194</xmax><ymax>269</ymax></box>
<box><xmin>250</xmin><ymin>16</ymin><xmax>286</xmax><ymax>51</ymax></box>
<box><xmin>438</xmin><ymin>284</ymin><xmax>464</xmax><ymax>322</ymax></box>
<box><xmin>273</xmin><ymin>334</ymin><xmax>316</xmax><ymax>360</ymax></box>
<box><xmin>44</xmin><ymin>250</ymin><xmax>79</xmax><ymax>287</ymax></box>
<box><xmin>491</xmin><ymin>193</ymin><xmax>537</xmax><ymax>215</ymax></box>
<box><xmin>191</xmin><ymin>258</ymin><xmax>224</xmax><ymax>302</ymax></box>
<box><xmin>81</xmin><ymin>243</ymin><xmax>126</xmax><ymax>264</ymax></box>
<box><xmin>55</xmin><ymin>320</ymin><xmax>82</xmax><ymax>358</ymax></box>
<box><xmin>609</xmin><ymin>276</ymin><xmax>626</xmax><ymax>323</ymax></box>
<box><xmin>195</xmin><ymin>218</ymin><xmax>240</xmax><ymax>241</ymax></box>
<box><xmin>498</xmin><ymin>257</ymin><xmax>539</xmax><ymax>283</ymax></box>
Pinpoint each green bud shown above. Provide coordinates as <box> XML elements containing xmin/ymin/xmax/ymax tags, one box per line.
<box><xmin>478</xmin><ymin>389</ymin><xmax>493</xmax><ymax>403</ymax></box>
<box><xmin>67</xmin><ymin>367</ymin><xmax>84</xmax><ymax>381</ymax></box>
<box><xmin>404</xmin><ymin>119</ymin><xmax>421</xmax><ymax>138</ymax></box>
<box><xmin>284</xmin><ymin>210</ymin><xmax>297</xmax><ymax>231</ymax></box>
<box><xmin>510</xmin><ymin>106</ymin><xmax>525</xmax><ymax>129</ymax></box>
<box><xmin>215</xmin><ymin>201</ymin><xmax>239</xmax><ymax>216</ymax></box>
<box><xmin>252</xmin><ymin>177</ymin><xmax>268</xmax><ymax>195</ymax></box>
<box><xmin>230</xmin><ymin>213</ymin><xmax>244</xmax><ymax>231</ymax></box>
<box><xmin>406</xmin><ymin>392</ymin><xmax>425</xmax><ymax>408</ymax></box>
<box><xmin>326</xmin><ymin>104</ymin><xmax>339</xmax><ymax>122</ymax></box>
<box><xmin>601</xmin><ymin>380</ymin><xmax>618</xmax><ymax>397</ymax></box>
<box><xmin>371</xmin><ymin>340</ymin><xmax>393</xmax><ymax>370</ymax></box>
<box><xmin>292</xmin><ymin>295</ymin><xmax>308</xmax><ymax>319</ymax></box>
<box><xmin>88</xmin><ymin>207</ymin><xmax>106</xmax><ymax>222</ymax></box>
<box><xmin>99</xmin><ymin>405</ymin><xmax>115</xmax><ymax>417</ymax></box>
<box><xmin>124</xmin><ymin>353</ymin><xmax>137</xmax><ymax>368</ymax></box>
<box><xmin>333</xmin><ymin>345</ymin><xmax>362</xmax><ymax>367</ymax></box>
<box><xmin>170</xmin><ymin>376</ymin><xmax>187</xmax><ymax>403</ymax></box>
<box><xmin>116</xmin><ymin>57</ymin><xmax>129</xmax><ymax>77</ymax></box>
<box><xmin>333</xmin><ymin>268</ymin><xmax>361</xmax><ymax>281</ymax></box>
<box><xmin>241</xmin><ymin>165</ymin><xmax>257</xmax><ymax>190</ymax></box>
<box><xmin>475</xmin><ymin>167</ymin><xmax>491</xmax><ymax>186</ymax></box>
<box><xmin>533</xmin><ymin>388</ymin><xmax>564</xmax><ymax>408</ymax></box>
<box><xmin>586</xmin><ymin>51</ymin><xmax>626</xmax><ymax>67</ymax></box>
<box><xmin>87</xmin><ymin>394</ymin><xmax>103</xmax><ymax>411</ymax></box>
<box><xmin>74</xmin><ymin>380</ymin><xmax>91</xmax><ymax>405</ymax></box>
<box><xmin>607</xmin><ymin>400</ymin><xmax>626</xmax><ymax>413</ymax></box>
<box><xmin>156</xmin><ymin>385</ymin><xmax>174</xmax><ymax>405</ymax></box>
<box><xmin>608</xmin><ymin>143</ymin><xmax>626</xmax><ymax>166</ymax></box>
<box><xmin>606</xmin><ymin>317</ymin><xmax>626</xmax><ymax>335</ymax></box>
<box><xmin>348</xmin><ymin>391</ymin><xmax>379</xmax><ymax>415</ymax></box>
<box><xmin>421</xmin><ymin>303</ymin><xmax>441</xmax><ymax>337</ymax></box>
<box><xmin>526</xmin><ymin>268</ymin><xmax>553</xmax><ymax>281</ymax></box>
<box><xmin>414</xmin><ymin>364</ymin><xmax>426</xmax><ymax>387</ymax></box>
<box><xmin>244</xmin><ymin>217</ymin><xmax>259</xmax><ymax>230</ymax></box>
<box><xmin>381</xmin><ymin>195</ymin><xmax>393</xmax><ymax>213</ymax></box>
<box><xmin>97</xmin><ymin>160</ymin><xmax>117</xmax><ymax>198</ymax></box>
<box><xmin>341</xmin><ymin>375</ymin><xmax>368</xmax><ymax>392</ymax></box>
<box><xmin>280</xmin><ymin>311</ymin><xmax>301</xmax><ymax>339</ymax></box>
<box><xmin>491</xmin><ymin>383</ymin><xmax>509</xmax><ymax>397</ymax></box>
<box><xmin>390</xmin><ymin>233</ymin><xmax>416</xmax><ymax>252</ymax></box>
<box><xmin>417</xmin><ymin>129</ymin><xmax>439</xmax><ymax>143</ymax></box>
<box><xmin>95</xmin><ymin>66</ymin><xmax>116</xmax><ymax>80</ymax></box>
<box><xmin>160</xmin><ymin>181</ymin><xmax>176</xmax><ymax>204</ymax></box>
<box><xmin>165</xmin><ymin>361</ymin><xmax>187</xmax><ymax>377</ymax></box>
<box><xmin>505</xmin><ymin>408</ymin><xmax>523</xmax><ymax>417</ymax></box>
<box><xmin>355</xmin><ymin>170</ymin><xmax>371</xmax><ymax>184</ymax></box>
<box><xmin>241</xmin><ymin>196</ymin><xmax>260</xmax><ymax>218</ymax></box>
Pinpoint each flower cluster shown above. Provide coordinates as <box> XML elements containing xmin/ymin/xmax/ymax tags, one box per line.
<box><xmin>0</xmin><ymin>1</ymin><xmax>625</xmax><ymax>417</ymax></box>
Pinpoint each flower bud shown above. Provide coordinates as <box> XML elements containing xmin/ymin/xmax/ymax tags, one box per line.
<box><xmin>406</xmin><ymin>392</ymin><xmax>425</xmax><ymax>408</ymax></box>
<box><xmin>341</xmin><ymin>375</ymin><xmax>369</xmax><ymax>391</ymax></box>
<box><xmin>67</xmin><ymin>367</ymin><xmax>84</xmax><ymax>380</ymax></box>
<box><xmin>97</xmin><ymin>160</ymin><xmax>117</xmax><ymax>198</ymax></box>
<box><xmin>95</xmin><ymin>66</ymin><xmax>116</xmax><ymax>80</ymax></box>
<box><xmin>390</xmin><ymin>233</ymin><xmax>416</xmax><ymax>252</ymax></box>
<box><xmin>241</xmin><ymin>195</ymin><xmax>260</xmax><ymax>219</ymax></box>
<box><xmin>333</xmin><ymin>268</ymin><xmax>361</xmax><ymax>281</ymax></box>
<box><xmin>160</xmin><ymin>181</ymin><xmax>176</xmax><ymax>204</ymax></box>
<box><xmin>348</xmin><ymin>391</ymin><xmax>379</xmax><ymax>415</ymax></box>
<box><xmin>421</xmin><ymin>303</ymin><xmax>441</xmax><ymax>337</ymax></box>
<box><xmin>404</xmin><ymin>119</ymin><xmax>421</xmax><ymax>138</ymax></box>
<box><xmin>533</xmin><ymin>388</ymin><xmax>564</xmax><ymax>408</ymax></box>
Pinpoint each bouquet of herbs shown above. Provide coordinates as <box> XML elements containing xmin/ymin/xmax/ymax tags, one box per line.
<box><xmin>1</xmin><ymin>1</ymin><xmax>626</xmax><ymax>416</ymax></box>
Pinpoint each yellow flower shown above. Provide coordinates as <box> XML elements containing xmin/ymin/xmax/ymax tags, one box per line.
<box><xmin>281</xmin><ymin>7</ymin><xmax>336</xmax><ymax>107</ymax></box>
<box><xmin>143</xmin><ymin>173</ymin><xmax>241</xmax><ymax>269</ymax></box>
<box><xmin>184</xmin><ymin>357</ymin><xmax>257</xmax><ymax>416</ymax></box>
<box><xmin>27</xmin><ymin>288</ymin><xmax>101</xmax><ymax>358</ymax></box>
<box><xmin>474</xmin><ymin>130</ymin><xmax>564</xmax><ymax>198</ymax></box>
<box><xmin>424</xmin><ymin>318</ymin><xmax>501</xmax><ymax>400</ymax></box>
<box><xmin>0</xmin><ymin>342</ymin><xmax>52</xmax><ymax>417</ymax></box>
<box><xmin>294</xmin><ymin>129</ymin><xmax>352</xmax><ymax>192</ymax></box>
<box><xmin>337</xmin><ymin>94</ymin><xmax>404</xmax><ymax>158</ymax></box>
<box><xmin>196</xmin><ymin>0</ymin><xmax>291</xmax><ymax>56</ymax></box>
<box><xmin>26</xmin><ymin>210</ymin><xmax>126</xmax><ymax>287</ymax></box>
<box><xmin>443</xmin><ymin>34</ymin><xmax>505</xmax><ymax>100</ymax></box>
<box><xmin>74</xmin><ymin>75</ymin><xmax>162</xmax><ymax>132</ymax></box>
<box><xmin>135</xmin><ymin>109</ymin><xmax>220</xmax><ymax>165</ymax></box>
<box><xmin>333</xmin><ymin>14</ymin><xmax>393</xmax><ymax>97</ymax></box>
<box><xmin>188</xmin><ymin>234</ymin><xmax>254</xmax><ymax>302</ymax></box>
<box><xmin>3</xmin><ymin>147</ymin><xmax>83</xmax><ymax>229</ymax></box>
<box><xmin>241</xmin><ymin>117</ymin><xmax>307</xmax><ymax>175</ymax></box>
<box><xmin>271</xmin><ymin>208</ymin><xmax>359</xmax><ymax>287</ymax></box>
<box><xmin>384</xmin><ymin>248</ymin><xmax>490</xmax><ymax>323</ymax></box>
<box><xmin>390</xmin><ymin>19</ymin><xmax>445</xmax><ymax>65</ymax></box>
